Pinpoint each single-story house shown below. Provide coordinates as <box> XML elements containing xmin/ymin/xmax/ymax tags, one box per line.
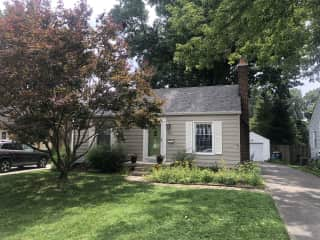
<box><xmin>0</xmin><ymin>129</ymin><xmax>9</xmax><ymax>141</ymax></box>
<box><xmin>0</xmin><ymin>116</ymin><xmax>10</xmax><ymax>141</ymax></box>
<box><xmin>309</xmin><ymin>99</ymin><xmax>320</xmax><ymax>159</ymax></box>
<box><xmin>78</xmin><ymin>60</ymin><xmax>250</xmax><ymax>167</ymax></box>
<box><xmin>250</xmin><ymin>132</ymin><xmax>270</xmax><ymax>161</ymax></box>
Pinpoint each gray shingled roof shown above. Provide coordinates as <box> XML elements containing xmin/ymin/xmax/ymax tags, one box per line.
<box><xmin>154</xmin><ymin>85</ymin><xmax>241</xmax><ymax>114</ymax></box>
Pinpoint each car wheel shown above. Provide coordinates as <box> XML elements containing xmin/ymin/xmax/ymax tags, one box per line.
<box><xmin>38</xmin><ymin>158</ymin><xmax>47</xmax><ymax>168</ymax></box>
<box><xmin>0</xmin><ymin>160</ymin><xmax>11</xmax><ymax>173</ymax></box>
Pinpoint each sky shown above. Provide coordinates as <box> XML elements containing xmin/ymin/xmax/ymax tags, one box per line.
<box><xmin>0</xmin><ymin>0</ymin><xmax>319</xmax><ymax>95</ymax></box>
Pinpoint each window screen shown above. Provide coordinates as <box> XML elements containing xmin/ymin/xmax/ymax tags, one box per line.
<box><xmin>97</xmin><ymin>129</ymin><xmax>111</xmax><ymax>150</ymax></box>
<box><xmin>195</xmin><ymin>123</ymin><xmax>212</xmax><ymax>153</ymax></box>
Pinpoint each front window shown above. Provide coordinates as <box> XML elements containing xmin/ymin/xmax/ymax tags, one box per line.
<box><xmin>195</xmin><ymin>123</ymin><xmax>213</xmax><ymax>153</ymax></box>
<box><xmin>1</xmin><ymin>132</ymin><xmax>6</xmax><ymax>140</ymax></box>
<box><xmin>97</xmin><ymin>129</ymin><xmax>111</xmax><ymax>150</ymax></box>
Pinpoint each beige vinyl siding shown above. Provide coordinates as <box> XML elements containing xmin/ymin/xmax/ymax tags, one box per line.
<box><xmin>309</xmin><ymin>100</ymin><xmax>320</xmax><ymax>159</ymax></box>
<box><xmin>75</xmin><ymin>114</ymin><xmax>240</xmax><ymax>167</ymax></box>
<box><xmin>166</xmin><ymin>114</ymin><xmax>240</xmax><ymax>167</ymax></box>
<box><xmin>122</xmin><ymin>128</ymin><xmax>144</xmax><ymax>162</ymax></box>
<box><xmin>74</xmin><ymin>128</ymin><xmax>92</xmax><ymax>159</ymax></box>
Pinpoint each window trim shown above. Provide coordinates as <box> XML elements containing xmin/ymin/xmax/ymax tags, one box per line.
<box><xmin>1</xmin><ymin>131</ymin><xmax>7</xmax><ymax>140</ymax></box>
<box><xmin>193</xmin><ymin>121</ymin><xmax>215</xmax><ymax>155</ymax></box>
<box><xmin>96</xmin><ymin>128</ymin><xmax>112</xmax><ymax>150</ymax></box>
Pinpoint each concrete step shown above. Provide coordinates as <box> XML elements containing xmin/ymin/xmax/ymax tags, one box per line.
<box><xmin>127</xmin><ymin>162</ymin><xmax>156</xmax><ymax>176</ymax></box>
<box><xmin>130</xmin><ymin>171</ymin><xmax>149</xmax><ymax>176</ymax></box>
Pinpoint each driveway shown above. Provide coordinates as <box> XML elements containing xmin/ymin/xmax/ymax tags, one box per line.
<box><xmin>0</xmin><ymin>164</ymin><xmax>51</xmax><ymax>176</ymax></box>
<box><xmin>261</xmin><ymin>163</ymin><xmax>320</xmax><ymax>240</ymax></box>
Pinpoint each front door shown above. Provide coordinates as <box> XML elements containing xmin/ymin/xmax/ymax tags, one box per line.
<box><xmin>143</xmin><ymin>118</ymin><xmax>166</xmax><ymax>162</ymax></box>
<box><xmin>148</xmin><ymin>125</ymin><xmax>161</xmax><ymax>157</ymax></box>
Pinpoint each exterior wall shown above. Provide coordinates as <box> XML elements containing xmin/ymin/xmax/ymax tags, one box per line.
<box><xmin>75</xmin><ymin>126</ymin><xmax>144</xmax><ymax>162</ymax></box>
<box><xmin>165</xmin><ymin>114</ymin><xmax>241</xmax><ymax>167</ymax></box>
<box><xmin>309</xmin><ymin>100</ymin><xmax>320</xmax><ymax>159</ymax></box>
<box><xmin>0</xmin><ymin>116</ymin><xmax>11</xmax><ymax>141</ymax></box>
<box><xmin>249</xmin><ymin>132</ymin><xmax>270</xmax><ymax>161</ymax></box>
<box><xmin>0</xmin><ymin>129</ymin><xmax>10</xmax><ymax>141</ymax></box>
<box><xmin>73</xmin><ymin>127</ymin><xmax>95</xmax><ymax>161</ymax></box>
<box><xmin>122</xmin><ymin>128</ymin><xmax>144</xmax><ymax>162</ymax></box>
<box><xmin>75</xmin><ymin>114</ymin><xmax>241</xmax><ymax>167</ymax></box>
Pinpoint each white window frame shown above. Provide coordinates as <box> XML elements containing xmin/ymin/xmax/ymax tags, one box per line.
<box><xmin>193</xmin><ymin>121</ymin><xmax>215</xmax><ymax>155</ymax></box>
<box><xmin>1</xmin><ymin>131</ymin><xmax>7</xmax><ymax>140</ymax></box>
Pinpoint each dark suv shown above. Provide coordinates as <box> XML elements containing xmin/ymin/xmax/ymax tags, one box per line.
<box><xmin>0</xmin><ymin>142</ymin><xmax>49</xmax><ymax>173</ymax></box>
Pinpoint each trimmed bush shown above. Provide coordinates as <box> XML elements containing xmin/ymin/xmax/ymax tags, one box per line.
<box><xmin>86</xmin><ymin>145</ymin><xmax>127</xmax><ymax>173</ymax></box>
<box><xmin>148</xmin><ymin>163</ymin><xmax>263</xmax><ymax>187</ymax></box>
<box><xmin>172</xmin><ymin>150</ymin><xmax>195</xmax><ymax>168</ymax></box>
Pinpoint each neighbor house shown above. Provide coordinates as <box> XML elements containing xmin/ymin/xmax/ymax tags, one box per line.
<box><xmin>309</xmin><ymin>99</ymin><xmax>320</xmax><ymax>159</ymax></box>
<box><xmin>77</xmin><ymin>60</ymin><xmax>250</xmax><ymax>167</ymax></box>
<box><xmin>0</xmin><ymin>116</ymin><xmax>10</xmax><ymax>141</ymax></box>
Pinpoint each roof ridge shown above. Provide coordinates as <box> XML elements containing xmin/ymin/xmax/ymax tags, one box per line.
<box><xmin>153</xmin><ymin>84</ymin><xmax>239</xmax><ymax>91</ymax></box>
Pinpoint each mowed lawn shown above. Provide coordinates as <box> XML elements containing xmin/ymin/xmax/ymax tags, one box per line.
<box><xmin>0</xmin><ymin>171</ymin><xmax>289</xmax><ymax>240</ymax></box>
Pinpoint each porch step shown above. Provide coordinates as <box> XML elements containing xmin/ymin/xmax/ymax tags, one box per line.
<box><xmin>125</xmin><ymin>162</ymin><xmax>156</xmax><ymax>176</ymax></box>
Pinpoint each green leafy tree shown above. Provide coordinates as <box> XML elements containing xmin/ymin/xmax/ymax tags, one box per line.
<box><xmin>250</xmin><ymin>87</ymin><xmax>302</xmax><ymax>145</ymax></box>
<box><xmin>110</xmin><ymin>0</ymin><xmax>234</xmax><ymax>88</ymax></box>
<box><xmin>250</xmin><ymin>92</ymin><xmax>273</xmax><ymax>139</ymax></box>
<box><xmin>0</xmin><ymin>0</ymin><xmax>161</xmax><ymax>180</ymax></box>
<box><xmin>168</xmin><ymin>0</ymin><xmax>310</xmax><ymax>78</ymax></box>
<box><xmin>289</xmin><ymin>89</ymin><xmax>308</xmax><ymax>144</ymax></box>
<box><xmin>269</xmin><ymin>96</ymin><xmax>296</xmax><ymax>145</ymax></box>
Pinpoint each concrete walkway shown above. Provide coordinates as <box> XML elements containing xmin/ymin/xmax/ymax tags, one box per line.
<box><xmin>261</xmin><ymin>163</ymin><xmax>320</xmax><ymax>240</ymax></box>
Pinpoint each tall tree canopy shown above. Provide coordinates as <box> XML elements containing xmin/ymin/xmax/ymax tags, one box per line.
<box><xmin>110</xmin><ymin>0</ymin><xmax>320</xmax><ymax>90</ymax></box>
<box><xmin>110</xmin><ymin>0</ymin><xmax>320</xmax><ymax>146</ymax></box>
<box><xmin>0</xmin><ymin>0</ymin><xmax>161</xmax><ymax>180</ymax></box>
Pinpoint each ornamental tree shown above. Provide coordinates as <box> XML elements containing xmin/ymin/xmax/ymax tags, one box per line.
<box><xmin>0</xmin><ymin>0</ymin><xmax>161</xmax><ymax>180</ymax></box>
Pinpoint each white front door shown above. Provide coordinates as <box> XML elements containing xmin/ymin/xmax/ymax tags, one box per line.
<box><xmin>143</xmin><ymin>118</ymin><xmax>166</xmax><ymax>162</ymax></box>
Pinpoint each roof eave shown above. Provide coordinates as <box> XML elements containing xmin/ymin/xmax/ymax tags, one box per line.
<box><xmin>162</xmin><ymin>111</ymin><xmax>242</xmax><ymax>116</ymax></box>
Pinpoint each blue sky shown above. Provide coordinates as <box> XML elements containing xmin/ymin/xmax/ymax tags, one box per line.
<box><xmin>1</xmin><ymin>0</ymin><xmax>319</xmax><ymax>95</ymax></box>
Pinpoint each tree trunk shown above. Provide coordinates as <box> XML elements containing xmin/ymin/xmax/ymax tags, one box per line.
<box><xmin>58</xmin><ymin>170</ymin><xmax>69</xmax><ymax>182</ymax></box>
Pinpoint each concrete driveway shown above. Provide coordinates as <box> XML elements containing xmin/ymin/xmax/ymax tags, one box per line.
<box><xmin>0</xmin><ymin>164</ymin><xmax>51</xmax><ymax>176</ymax></box>
<box><xmin>261</xmin><ymin>163</ymin><xmax>320</xmax><ymax>240</ymax></box>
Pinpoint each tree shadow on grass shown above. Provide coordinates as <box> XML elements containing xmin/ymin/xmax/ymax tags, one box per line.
<box><xmin>95</xmin><ymin>188</ymin><xmax>289</xmax><ymax>240</ymax></box>
<box><xmin>0</xmin><ymin>171</ymin><xmax>289</xmax><ymax>240</ymax></box>
<box><xmin>0</xmin><ymin>171</ymin><xmax>155</xmax><ymax>239</ymax></box>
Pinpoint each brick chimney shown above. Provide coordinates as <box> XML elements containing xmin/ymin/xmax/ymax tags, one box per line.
<box><xmin>237</xmin><ymin>58</ymin><xmax>250</xmax><ymax>162</ymax></box>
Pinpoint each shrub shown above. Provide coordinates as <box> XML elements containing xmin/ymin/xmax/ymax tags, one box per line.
<box><xmin>148</xmin><ymin>164</ymin><xmax>264</xmax><ymax>187</ymax></box>
<box><xmin>235</xmin><ymin>162</ymin><xmax>260</xmax><ymax>174</ymax></box>
<box><xmin>172</xmin><ymin>150</ymin><xmax>195</xmax><ymax>168</ymax></box>
<box><xmin>86</xmin><ymin>144</ymin><xmax>127</xmax><ymax>173</ymax></box>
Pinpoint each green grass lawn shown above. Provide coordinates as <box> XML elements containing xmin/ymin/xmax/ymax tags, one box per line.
<box><xmin>290</xmin><ymin>165</ymin><xmax>320</xmax><ymax>177</ymax></box>
<box><xmin>0</xmin><ymin>171</ymin><xmax>288</xmax><ymax>240</ymax></box>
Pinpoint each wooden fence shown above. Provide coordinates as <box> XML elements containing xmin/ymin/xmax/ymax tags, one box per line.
<box><xmin>271</xmin><ymin>144</ymin><xmax>309</xmax><ymax>165</ymax></box>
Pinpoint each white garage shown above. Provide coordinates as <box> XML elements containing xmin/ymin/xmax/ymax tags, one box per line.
<box><xmin>250</xmin><ymin>132</ymin><xmax>270</xmax><ymax>161</ymax></box>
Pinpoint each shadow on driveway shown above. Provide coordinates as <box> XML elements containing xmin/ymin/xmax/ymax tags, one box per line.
<box><xmin>260</xmin><ymin>163</ymin><xmax>320</xmax><ymax>240</ymax></box>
